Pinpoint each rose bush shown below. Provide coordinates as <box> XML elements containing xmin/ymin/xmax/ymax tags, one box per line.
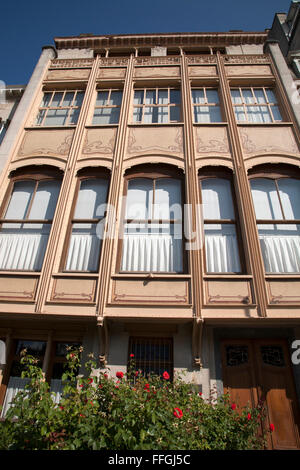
<box><xmin>0</xmin><ymin>348</ymin><xmax>268</xmax><ymax>450</ymax></box>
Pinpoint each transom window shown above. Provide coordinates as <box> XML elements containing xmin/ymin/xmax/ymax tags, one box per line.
<box><xmin>230</xmin><ymin>87</ymin><xmax>282</xmax><ymax>123</ymax></box>
<box><xmin>133</xmin><ymin>88</ymin><xmax>181</xmax><ymax>123</ymax></box>
<box><xmin>121</xmin><ymin>171</ymin><xmax>183</xmax><ymax>273</ymax></box>
<box><xmin>35</xmin><ymin>90</ymin><xmax>84</xmax><ymax>126</ymax></box>
<box><xmin>200</xmin><ymin>175</ymin><xmax>242</xmax><ymax>273</ymax></box>
<box><xmin>128</xmin><ymin>337</ymin><xmax>173</xmax><ymax>380</ymax></box>
<box><xmin>0</xmin><ymin>172</ymin><xmax>61</xmax><ymax>271</ymax></box>
<box><xmin>250</xmin><ymin>170</ymin><xmax>300</xmax><ymax>273</ymax></box>
<box><xmin>92</xmin><ymin>89</ymin><xmax>123</xmax><ymax>125</ymax></box>
<box><xmin>191</xmin><ymin>88</ymin><xmax>222</xmax><ymax>123</ymax></box>
<box><xmin>64</xmin><ymin>174</ymin><xmax>109</xmax><ymax>272</ymax></box>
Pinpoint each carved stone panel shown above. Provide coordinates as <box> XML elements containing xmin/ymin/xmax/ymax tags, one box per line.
<box><xmin>225</xmin><ymin>65</ymin><xmax>272</xmax><ymax>76</ymax></box>
<box><xmin>134</xmin><ymin>67</ymin><xmax>180</xmax><ymax>78</ymax></box>
<box><xmin>112</xmin><ymin>278</ymin><xmax>190</xmax><ymax>304</ymax></box>
<box><xmin>45</xmin><ymin>69</ymin><xmax>90</xmax><ymax>81</ymax></box>
<box><xmin>81</xmin><ymin>128</ymin><xmax>117</xmax><ymax>158</ymax></box>
<box><xmin>239</xmin><ymin>126</ymin><xmax>299</xmax><ymax>156</ymax></box>
<box><xmin>205</xmin><ymin>279</ymin><xmax>253</xmax><ymax>305</ymax></box>
<box><xmin>16</xmin><ymin>129</ymin><xmax>75</xmax><ymax>159</ymax></box>
<box><xmin>194</xmin><ymin>126</ymin><xmax>230</xmax><ymax>156</ymax></box>
<box><xmin>98</xmin><ymin>68</ymin><xmax>127</xmax><ymax>79</ymax></box>
<box><xmin>267</xmin><ymin>280</ymin><xmax>300</xmax><ymax>305</ymax></box>
<box><xmin>0</xmin><ymin>276</ymin><xmax>38</xmax><ymax>302</ymax></box>
<box><xmin>51</xmin><ymin>277</ymin><xmax>97</xmax><ymax>303</ymax></box>
<box><xmin>126</xmin><ymin>127</ymin><xmax>184</xmax><ymax>157</ymax></box>
<box><xmin>188</xmin><ymin>66</ymin><xmax>217</xmax><ymax>77</ymax></box>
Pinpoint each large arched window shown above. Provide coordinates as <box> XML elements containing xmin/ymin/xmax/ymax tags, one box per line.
<box><xmin>199</xmin><ymin>169</ymin><xmax>243</xmax><ymax>273</ymax></box>
<box><xmin>0</xmin><ymin>167</ymin><xmax>62</xmax><ymax>271</ymax></box>
<box><xmin>249</xmin><ymin>165</ymin><xmax>300</xmax><ymax>273</ymax></box>
<box><xmin>120</xmin><ymin>165</ymin><xmax>184</xmax><ymax>273</ymax></box>
<box><xmin>63</xmin><ymin>168</ymin><xmax>110</xmax><ymax>272</ymax></box>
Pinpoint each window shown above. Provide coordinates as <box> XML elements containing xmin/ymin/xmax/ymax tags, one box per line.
<box><xmin>35</xmin><ymin>90</ymin><xmax>84</xmax><ymax>126</ymax></box>
<box><xmin>230</xmin><ymin>88</ymin><xmax>282</xmax><ymax>123</ymax></box>
<box><xmin>92</xmin><ymin>89</ymin><xmax>123</xmax><ymax>125</ymax></box>
<box><xmin>133</xmin><ymin>88</ymin><xmax>181</xmax><ymax>123</ymax></box>
<box><xmin>0</xmin><ymin>170</ymin><xmax>61</xmax><ymax>271</ymax></box>
<box><xmin>120</xmin><ymin>168</ymin><xmax>183</xmax><ymax>273</ymax></box>
<box><xmin>0</xmin><ymin>340</ymin><xmax>46</xmax><ymax>417</ymax></box>
<box><xmin>64</xmin><ymin>172</ymin><xmax>109</xmax><ymax>272</ymax></box>
<box><xmin>191</xmin><ymin>88</ymin><xmax>222</xmax><ymax>123</ymax></box>
<box><xmin>128</xmin><ymin>337</ymin><xmax>173</xmax><ymax>380</ymax></box>
<box><xmin>249</xmin><ymin>168</ymin><xmax>300</xmax><ymax>273</ymax></box>
<box><xmin>199</xmin><ymin>174</ymin><xmax>242</xmax><ymax>273</ymax></box>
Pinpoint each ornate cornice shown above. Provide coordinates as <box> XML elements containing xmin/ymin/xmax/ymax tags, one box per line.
<box><xmin>54</xmin><ymin>32</ymin><xmax>267</xmax><ymax>50</ymax></box>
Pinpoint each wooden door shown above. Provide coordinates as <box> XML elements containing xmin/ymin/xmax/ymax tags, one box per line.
<box><xmin>221</xmin><ymin>339</ymin><xmax>300</xmax><ymax>450</ymax></box>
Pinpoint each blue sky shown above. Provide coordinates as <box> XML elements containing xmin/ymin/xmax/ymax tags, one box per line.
<box><xmin>0</xmin><ymin>0</ymin><xmax>292</xmax><ymax>85</ymax></box>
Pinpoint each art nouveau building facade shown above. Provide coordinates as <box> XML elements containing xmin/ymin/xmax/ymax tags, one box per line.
<box><xmin>0</xmin><ymin>31</ymin><xmax>300</xmax><ymax>449</ymax></box>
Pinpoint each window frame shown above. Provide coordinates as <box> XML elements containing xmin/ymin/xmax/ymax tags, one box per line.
<box><xmin>117</xmin><ymin>165</ymin><xmax>186</xmax><ymax>274</ymax></box>
<box><xmin>199</xmin><ymin>168</ymin><xmax>245</xmax><ymax>274</ymax></box>
<box><xmin>132</xmin><ymin>87</ymin><xmax>182</xmax><ymax>124</ymax></box>
<box><xmin>230</xmin><ymin>87</ymin><xmax>283</xmax><ymax>124</ymax></box>
<box><xmin>61</xmin><ymin>167</ymin><xmax>111</xmax><ymax>273</ymax></box>
<box><xmin>0</xmin><ymin>167</ymin><xmax>63</xmax><ymax>272</ymax></box>
<box><xmin>35</xmin><ymin>89</ymin><xmax>84</xmax><ymax>127</ymax></box>
<box><xmin>92</xmin><ymin>88</ymin><xmax>123</xmax><ymax>125</ymax></box>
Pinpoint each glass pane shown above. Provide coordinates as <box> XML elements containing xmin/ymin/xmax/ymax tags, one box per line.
<box><xmin>170</xmin><ymin>105</ymin><xmax>181</xmax><ymax>122</ymax></box>
<box><xmin>74</xmin><ymin>179</ymin><xmax>109</xmax><ymax>219</ymax></box>
<box><xmin>205</xmin><ymin>223</ymin><xmax>241</xmax><ymax>273</ymax></box>
<box><xmin>271</xmin><ymin>105</ymin><xmax>282</xmax><ymax>121</ymax></box>
<box><xmin>253</xmin><ymin>89</ymin><xmax>267</xmax><ymax>104</ymax></box>
<box><xmin>242</xmin><ymin>89</ymin><xmax>255</xmax><ymax>104</ymax></box>
<box><xmin>109</xmin><ymin>91</ymin><xmax>122</xmax><ymax>106</ymax></box>
<box><xmin>93</xmin><ymin>107</ymin><xmax>120</xmax><ymax>124</ymax></box>
<box><xmin>133</xmin><ymin>90</ymin><xmax>144</xmax><ymax>105</ymax></box>
<box><xmin>43</xmin><ymin>109</ymin><xmax>68</xmax><ymax>126</ymax></box>
<box><xmin>247</xmin><ymin>106</ymin><xmax>272</xmax><ymax>123</ymax></box>
<box><xmin>153</xmin><ymin>179</ymin><xmax>182</xmax><ymax>220</ymax></box>
<box><xmin>69</xmin><ymin>108</ymin><xmax>80</xmax><ymax>124</ymax></box>
<box><xmin>157</xmin><ymin>90</ymin><xmax>168</xmax><ymax>105</ymax></box>
<box><xmin>266</xmin><ymin>89</ymin><xmax>277</xmax><ymax>104</ymax></box>
<box><xmin>51</xmin><ymin>92</ymin><xmax>64</xmax><ymax>107</ymax></box>
<box><xmin>36</xmin><ymin>109</ymin><xmax>46</xmax><ymax>125</ymax></box>
<box><xmin>144</xmin><ymin>106</ymin><xmax>156</xmax><ymax>123</ymax></box>
<box><xmin>15</xmin><ymin>340</ymin><xmax>46</xmax><ymax>357</ymax></box>
<box><xmin>62</xmin><ymin>92</ymin><xmax>75</xmax><ymax>107</ymax></box>
<box><xmin>29</xmin><ymin>181</ymin><xmax>60</xmax><ymax>220</ymax></box>
<box><xmin>55</xmin><ymin>342</ymin><xmax>81</xmax><ymax>357</ymax></box>
<box><xmin>170</xmin><ymin>89</ymin><xmax>180</xmax><ymax>104</ymax></box>
<box><xmin>231</xmin><ymin>89</ymin><xmax>242</xmax><ymax>105</ymax></box>
<box><xmin>133</xmin><ymin>107</ymin><xmax>143</xmax><ymax>123</ymax></box>
<box><xmin>206</xmin><ymin>89</ymin><xmax>219</xmax><ymax>104</ymax></box>
<box><xmin>192</xmin><ymin>89</ymin><xmax>205</xmax><ymax>104</ymax></box>
<box><xmin>250</xmin><ymin>179</ymin><xmax>282</xmax><ymax>220</ymax></box>
<box><xmin>41</xmin><ymin>93</ymin><xmax>52</xmax><ymax>107</ymax></box>
<box><xmin>4</xmin><ymin>181</ymin><xmax>35</xmax><ymax>220</ymax></box>
<box><xmin>145</xmin><ymin>90</ymin><xmax>155</xmax><ymax>105</ymax></box>
<box><xmin>234</xmin><ymin>106</ymin><xmax>246</xmax><ymax>121</ymax></box>
<box><xmin>157</xmin><ymin>106</ymin><xmax>168</xmax><ymax>123</ymax></box>
<box><xmin>202</xmin><ymin>179</ymin><xmax>235</xmax><ymax>220</ymax></box>
<box><xmin>74</xmin><ymin>92</ymin><xmax>84</xmax><ymax>107</ymax></box>
<box><xmin>126</xmin><ymin>179</ymin><xmax>152</xmax><ymax>220</ymax></box>
<box><xmin>96</xmin><ymin>91</ymin><xmax>109</xmax><ymax>106</ymax></box>
<box><xmin>278</xmin><ymin>179</ymin><xmax>300</xmax><ymax>219</ymax></box>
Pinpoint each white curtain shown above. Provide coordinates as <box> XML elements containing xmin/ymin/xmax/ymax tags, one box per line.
<box><xmin>65</xmin><ymin>178</ymin><xmax>108</xmax><ymax>271</ymax></box>
<box><xmin>0</xmin><ymin>377</ymin><xmax>29</xmax><ymax>417</ymax></box>
<box><xmin>201</xmin><ymin>178</ymin><xmax>241</xmax><ymax>273</ymax></box>
<box><xmin>251</xmin><ymin>178</ymin><xmax>300</xmax><ymax>273</ymax></box>
<box><xmin>0</xmin><ymin>180</ymin><xmax>60</xmax><ymax>271</ymax></box>
<box><xmin>192</xmin><ymin>89</ymin><xmax>221</xmax><ymax>123</ymax></box>
<box><xmin>50</xmin><ymin>379</ymin><xmax>64</xmax><ymax>404</ymax></box>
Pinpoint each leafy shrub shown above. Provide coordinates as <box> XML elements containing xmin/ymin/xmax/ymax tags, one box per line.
<box><xmin>0</xmin><ymin>348</ymin><xmax>267</xmax><ymax>450</ymax></box>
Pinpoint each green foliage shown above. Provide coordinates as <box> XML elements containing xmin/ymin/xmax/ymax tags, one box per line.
<box><xmin>0</xmin><ymin>348</ymin><xmax>267</xmax><ymax>450</ymax></box>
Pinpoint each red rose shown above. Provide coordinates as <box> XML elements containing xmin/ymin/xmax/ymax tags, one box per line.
<box><xmin>231</xmin><ymin>403</ymin><xmax>237</xmax><ymax>410</ymax></box>
<box><xmin>269</xmin><ymin>423</ymin><xmax>275</xmax><ymax>432</ymax></box>
<box><xmin>59</xmin><ymin>406</ymin><xmax>64</xmax><ymax>410</ymax></box>
<box><xmin>116</xmin><ymin>371</ymin><xmax>124</xmax><ymax>379</ymax></box>
<box><xmin>104</xmin><ymin>373</ymin><xmax>108</xmax><ymax>379</ymax></box>
<box><xmin>88</xmin><ymin>378</ymin><xmax>93</xmax><ymax>384</ymax></box>
<box><xmin>162</xmin><ymin>371</ymin><xmax>170</xmax><ymax>380</ymax></box>
<box><xmin>144</xmin><ymin>383</ymin><xmax>150</xmax><ymax>389</ymax></box>
<box><xmin>130</xmin><ymin>353</ymin><xmax>134</xmax><ymax>358</ymax></box>
<box><xmin>247</xmin><ymin>413</ymin><xmax>251</xmax><ymax>420</ymax></box>
<box><xmin>173</xmin><ymin>407</ymin><xmax>183</xmax><ymax>419</ymax></box>
<box><xmin>199</xmin><ymin>392</ymin><xmax>202</xmax><ymax>397</ymax></box>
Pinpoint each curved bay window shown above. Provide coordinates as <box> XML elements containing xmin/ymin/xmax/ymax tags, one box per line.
<box><xmin>199</xmin><ymin>169</ymin><xmax>242</xmax><ymax>273</ymax></box>
<box><xmin>249</xmin><ymin>165</ymin><xmax>300</xmax><ymax>273</ymax></box>
<box><xmin>0</xmin><ymin>167</ymin><xmax>62</xmax><ymax>271</ymax></box>
<box><xmin>120</xmin><ymin>166</ymin><xmax>184</xmax><ymax>273</ymax></box>
<box><xmin>64</xmin><ymin>169</ymin><xmax>110</xmax><ymax>272</ymax></box>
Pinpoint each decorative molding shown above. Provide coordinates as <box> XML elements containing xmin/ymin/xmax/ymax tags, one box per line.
<box><xmin>45</xmin><ymin>69</ymin><xmax>90</xmax><ymax>81</ymax></box>
<box><xmin>127</xmin><ymin>127</ymin><xmax>183</xmax><ymax>155</ymax></box>
<box><xmin>99</xmin><ymin>57</ymin><xmax>129</xmax><ymax>67</ymax></box>
<box><xmin>82</xmin><ymin>129</ymin><xmax>117</xmax><ymax>155</ymax></box>
<box><xmin>239</xmin><ymin>128</ymin><xmax>299</xmax><ymax>155</ymax></box>
<box><xmin>17</xmin><ymin>131</ymin><xmax>74</xmax><ymax>157</ymax></box>
<box><xmin>187</xmin><ymin>56</ymin><xmax>217</xmax><ymax>64</ymax></box>
<box><xmin>208</xmin><ymin>294</ymin><xmax>250</xmax><ymax>304</ymax></box>
<box><xmin>195</xmin><ymin>127</ymin><xmax>230</xmax><ymax>154</ymax></box>
<box><xmin>223</xmin><ymin>54</ymin><xmax>270</xmax><ymax>64</ymax></box>
<box><xmin>135</xmin><ymin>57</ymin><xmax>180</xmax><ymax>66</ymax></box>
<box><xmin>50</xmin><ymin>58</ymin><xmax>94</xmax><ymax>69</ymax></box>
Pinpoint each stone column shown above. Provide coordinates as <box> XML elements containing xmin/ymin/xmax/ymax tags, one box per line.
<box><xmin>0</xmin><ymin>46</ymin><xmax>57</xmax><ymax>175</ymax></box>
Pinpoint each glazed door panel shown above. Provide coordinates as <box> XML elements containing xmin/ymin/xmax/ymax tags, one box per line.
<box><xmin>221</xmin><ymin>339</ymin><xmax>300</xmax><ymax>450</ymax></box>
